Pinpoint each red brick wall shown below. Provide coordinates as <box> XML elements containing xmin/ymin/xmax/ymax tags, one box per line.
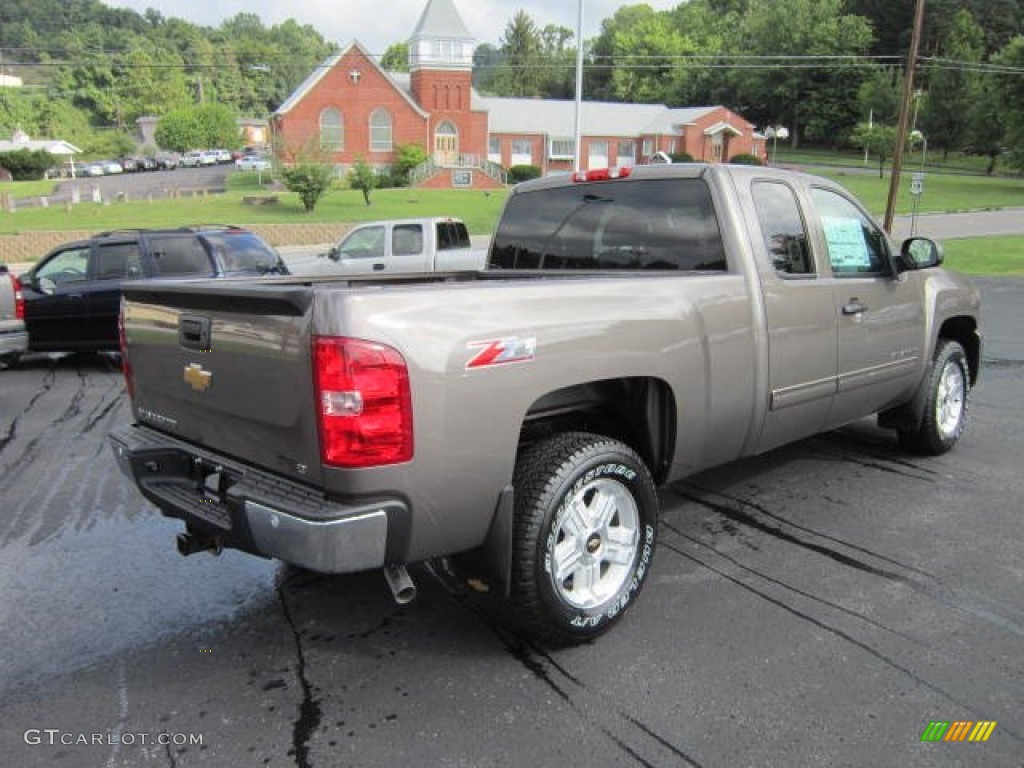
<box><xmin>411</xmin><ymin>70</ymin><xmax>488</xmax><ymax>159</ymax></box>
<box><xmin>276</xmin><ymin>47</ymin><xmax>429</xmax><ymax>166</ymax></box>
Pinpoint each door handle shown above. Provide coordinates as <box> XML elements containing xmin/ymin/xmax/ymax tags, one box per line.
<box><xmin>67</xmin><ymin>293</ymin><xmax>83</xmax><ymax>299</ymax></box>
<box><xmin>842</xmin><ymin>300</ymin><xmax>868</xmax><ymax>316</ymax></box>
<box><xmin>373</xmin><ymin>263</ymin><xmax>385</xmax><ymax>271</ymax></box>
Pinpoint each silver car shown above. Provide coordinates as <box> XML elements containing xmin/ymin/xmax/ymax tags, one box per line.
<box><xmin>0</xmin><ymin>266</ymin><xmax>28</xmax><ymax>367</ymax></box>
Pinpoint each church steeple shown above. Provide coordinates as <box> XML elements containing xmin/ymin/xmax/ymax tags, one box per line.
<box><xmin>408</xmin><ymin>0</ymin><xmax>475</xmax><ymax>72</ymax></box>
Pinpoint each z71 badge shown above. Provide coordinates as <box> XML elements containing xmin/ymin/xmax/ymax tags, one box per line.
<box><xmin>466</xmin><ymin>337</ymin><xmax>536</xmax><ymax>369</ymax></box>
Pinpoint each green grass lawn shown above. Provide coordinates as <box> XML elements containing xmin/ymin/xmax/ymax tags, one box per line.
<box><xmin>942</xmin><ymin>236</ymin><xmax>1024</xmax><ymax>276</ymax></box>
<box><xmin>0</xmin><ymin>179</ymin><xmax>60</xmax><ymax>198</ymax></box>
<box><xmin>0</xmin><ymin>179</ymin><xmax>509</xmax><ymax>236</ymax></box>
<box><xmin>815</xmin><ymin>170</ymin><xmax>1024</xmax><ymax>217</ymax></box>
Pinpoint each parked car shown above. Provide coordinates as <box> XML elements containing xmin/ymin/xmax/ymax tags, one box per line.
<box><xmin>234</xmin><ymin>154</ymin><xmax>272</xmax><ymax>172</ymax></box>
<box><xmin>213</xmin><ymin>149</ymin><xmax>233</xmax><ymax>164</ymax></box>
<box><xmin>152</xmin><ymin>153</ymin><xmax>180</xmax><ymax>170</ymax></box>
<box><xmin>109</xmin><ymin>164</ymin><xmax>980</xmax><ymax>644</ymax></box>
<box><xmin>199</xmin><ymin>150</ymin><xmax>219</xmax><ymax>166</ymax></box>
<box><xmin>181</xmin><ymin>151</ymin><xmax>203</xmax><ymax>168</ymax></box>
<box><xmin>137</xmin><ymin>156</ymin><xmax>158</xmax><ymax>172</ymax></box>
<box><xmin>18</xmin><ymin>226</ymin><xmax>289</xmax><ymax>354</ymax></box>
<box><xmin>82</xmin><ymin>162</ymin><xmax>106</xmax><ymax>177</ymax></box>
<box><xmin>103</xmin><ymin>160</ymin><xmax>124</xmax><ymax>175</ymax></box>
<box><xmin>296</xmin><ymin>217</ymin><xmax>486</xmax><ymax>275</ymax></box>
<box><xmin>0</xmin><ymin>265</ymin><xmax>28</xmax><ymax>368</ymax></box>
<box><xmin>120</xmin><ymin>157</ymin><xmax>140</xmax><ymax>173</ymax></box>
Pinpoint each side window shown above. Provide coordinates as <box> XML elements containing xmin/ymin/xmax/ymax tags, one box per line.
<box><xmin>149</xmin><ymin>235</ymin><xmax>213</xmax><ymax>276</ymax></box>
<box><xmin>392</xmin><ymin>225</ymin><xmax>423</xmax><ymax>256</ymax></box>
<box><xmin>810</xmin><ymin>187</ymin><xmax>890</xmax><ymax>275</ymax></box>
<box><xmin>338</xmin><ymin>226</ymin><xmax>385</xmax><ymax>259</ymax></box>
<box><xmin>36</xmin><ymin>247</ymin><xmax>90</xmax><ymax>286</ymax></box>
<box><xmin>95</xmin><ymin>242</ymin><xmax>143</xmax><ymax>280</ymax></box>
<box><xmin>751</xmin><ymin>181</ymin><xmax>813</xmax><ymax>276</ymax></box>
<box><xmin>437</xmin><ymin>223</ymin><xmax>454</xmax><ymax>251</ymax></box>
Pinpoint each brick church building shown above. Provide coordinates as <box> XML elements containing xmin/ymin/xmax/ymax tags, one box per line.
<box><xmin>272</xmin><ymin>0</ymin><xmax>765</xmax><ymax>189</ymax></box>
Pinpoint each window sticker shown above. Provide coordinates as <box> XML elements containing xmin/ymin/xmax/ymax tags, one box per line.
<box><xmin>822</xmin><ymin>216</ymin><xmax>871</xmax><ymax>270</ymax></box>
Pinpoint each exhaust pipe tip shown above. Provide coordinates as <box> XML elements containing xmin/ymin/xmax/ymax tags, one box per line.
<box><xmin>176</xmin><ymin>532</ymin><xmax>221</xmax><ymax>557</ymax></box>
<box><xmin>383</xmin><ymin>565</ymin><xmax>417</xmax><ymax>605</ymax></box>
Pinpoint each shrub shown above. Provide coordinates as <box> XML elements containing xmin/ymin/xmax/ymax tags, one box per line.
<box><xmin>347</xmin><ymin>157</ymin><xmax>379</xmax><ymax>206</ymax></box>
<box><xmin>668</xmin><ymin>152</ymin><xmax>694</xmax><ymax>163</ymax></box>
<box><xmin>0</xmin><ymin>149</ymin><xmax>56</xmax><ymax>181</ymax></box>
<box><xmin>390</xmin><ymin>143</ymin><xmax>428</xmax><ymax>187</ymax></box>
<box><xmin>507</xmin><ymin>164</ymin><xmax>542</xmax><ymax>184</ymax></box>
<box><xmin>280</xmin><ymin>163</ymin><xmax>333</xmax><ymax>212</ymax></box>
<box><xmin>729</xmin><ymin>153</ymin><xmax>764</xmax><ymax>166</ymax></box>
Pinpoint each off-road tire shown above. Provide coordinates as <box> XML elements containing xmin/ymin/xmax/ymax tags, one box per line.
<box><xmin>509</xmin><ymin>432</ymin><xmax>658</xmax><ymax>645</ymax></box>
<box><xmin>898</xmin><ymin>339</ymin><xmax>970</xmax><ymax>456</ymax></box>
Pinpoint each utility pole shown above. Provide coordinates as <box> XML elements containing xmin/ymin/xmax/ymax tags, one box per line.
<box><xmin>883</xmin><ymin>0</ymin><xmax>926</xmax><ymax>234</ymax></box>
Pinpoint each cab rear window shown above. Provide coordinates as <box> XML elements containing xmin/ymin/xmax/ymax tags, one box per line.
<box><xmin>490</xmin><ymin>178</ymin><xmax>726</xmax><ymax>272</ymax></box>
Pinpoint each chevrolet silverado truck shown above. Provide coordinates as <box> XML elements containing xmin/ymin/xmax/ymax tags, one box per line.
<box><xmin>292</xmin><ymin>217</ymin><xmax>487</xmax><ymax>276</ymax></box>
<box><xmin>109</xmin><ymin>164</ymin><xmax>981</xmax><ymax>644</ymax></box>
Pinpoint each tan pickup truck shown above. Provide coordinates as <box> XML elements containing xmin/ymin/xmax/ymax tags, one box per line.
<box><xmin>110</xmin><ymin>164</ymin><xmax>981</xmax><ymax>644</ymax></box>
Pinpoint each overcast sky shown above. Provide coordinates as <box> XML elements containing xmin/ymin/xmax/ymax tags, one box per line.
<box><xmin>102</xmin><ymin>0</ymin><xmax>681</xmax><ymax>57</ymax></box>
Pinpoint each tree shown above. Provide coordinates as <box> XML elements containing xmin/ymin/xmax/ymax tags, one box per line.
<box><xmin>964</xmin><ymin>80</ymin><xmax>1006</xmax><ymax>175</ymax></box>
<box><xmin>390</xmin><ymin>143</ymin><xmax>428</xmax><ymax>187</ymax></box>
<box><xmin>496</xmin><ymin>11</ymin><xmax>544</xmax><ymax>97</ymax></box>
<box><xmin>920</xmin><ymin>9</ymin><xmax>985</xmax><ymax>158</ymax></box>
<box><xmin>726</xmin><ymin>0</ymin><xmax>874</xmax><ymax>146</ymax></box>
<box><xmin>850</xmin><ymin>122</ymin><xmax>898</xmax><ymax>177</ymax></box>
<box><xmin>589</xmin><ymin>5</ymin><xmax>698</xmax><ymax>104</ymax></box>
<box><xmin>990</xmin><ymin>35</ymin><xmax>1024</xmax><ymax>172</ymax></box>
<box><xmin>154</xmin><ymin>104</ymin><xmax>240</xmax><ymax>151</ymax></box>
<box><xmin>347</xmin><ymin>158</ymin><xmax>378</xmax><ymax>206</ymax></box>
<box><xmin>380</xmin><ymin>43</ymin><xmax>409</xmax><ymax>72</ymax></box>
<box><xmin>281</xmin><ymin>162</ymin><xmax>333</xmax><ymax>212</ymax></box>
<box><xmin>857</xmin><ymin>67</ymin><xmax>903</xmax><ymax>126</ymax></box>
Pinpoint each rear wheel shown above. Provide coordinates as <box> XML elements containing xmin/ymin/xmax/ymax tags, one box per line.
<box><xmin>509</xmin><ymin>432</ymin><xmax>658</xmax><ymax>645</ymax></box>
<box><xmin>898</xmin><ymin>339</ymin><xmax>970</xmax><ymax>455</ymax></box>
<box><xmin>0</xmin><ymin>352</ymin><xmax>20</xmax><ymax>369</ymax></box>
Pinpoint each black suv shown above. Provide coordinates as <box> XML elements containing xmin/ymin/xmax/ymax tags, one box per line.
<box><xmin>20</xmin><ymin>226</ymin><xmax>288</xmax><ymax>353</ymax></box>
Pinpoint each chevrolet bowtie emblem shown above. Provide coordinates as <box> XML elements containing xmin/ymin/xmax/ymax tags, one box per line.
<box><xmin>183</xmin><ymin>363</ymin><xmax>212</xmax><ymax>392</ymax></box>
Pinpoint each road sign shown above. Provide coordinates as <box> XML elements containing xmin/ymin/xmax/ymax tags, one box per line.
<box><xmin>911</xmin><ymin>172</ymin><xmax>924</xmax><ymax>197</ymax></box>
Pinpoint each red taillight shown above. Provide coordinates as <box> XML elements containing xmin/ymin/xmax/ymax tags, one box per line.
<box><xmin>119</xmin><ymin>307</ymin><xmax>134</xmax><ymax>400</ymax></box>
<box><xmin>312</xmin><ymin>336</ymin><xmax>413</xmax><ymax>468</ymax></box>
<box><xmin>10</xmin><ymin>274</ymin><xmax>24</xmax><ymax>320</ymax></box>
<box><xmin>571</xmin><ymin>167</ymin><xmax>632</xmax><ymax>183</ymax></box>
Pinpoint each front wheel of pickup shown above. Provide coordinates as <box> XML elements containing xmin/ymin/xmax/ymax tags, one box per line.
<box><xmin>899</xmin><ymin>339</ymin><xmax>970</xmax><ymax>455</ymax></box>
<box><xmin>510</xmin><ymin>432</ymin><xmax>658</xmax><ymax>645</ymax></box>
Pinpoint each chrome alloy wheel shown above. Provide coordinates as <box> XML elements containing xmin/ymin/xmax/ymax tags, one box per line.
<box><xmin>936</xmin><ymin>359</ymin><xmax>966</xmax><ymax>439</ymax></box>
<box><xmin>549</xmin><ymin>477</ymin><xmax>640</xmax><ymax>610</ymax></box>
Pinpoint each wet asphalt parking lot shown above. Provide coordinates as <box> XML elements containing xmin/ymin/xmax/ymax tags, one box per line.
<box><xmin>0</xmin><ymin>278</ymin><xmax>1021</xmax><ymax>768</ymax></box>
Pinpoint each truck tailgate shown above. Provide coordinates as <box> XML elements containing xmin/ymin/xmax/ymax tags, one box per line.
<box><xmin>121</xmin><ymin>280</ymin><xmax>323</xmax><ymax>485</ymax></box>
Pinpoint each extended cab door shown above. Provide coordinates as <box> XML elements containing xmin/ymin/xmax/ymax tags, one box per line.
<box><xmin>807</xmin><ymin>187</ymin><xmax>924</xmax><ymax>428</ymax></box>
<box><xmin>749</xmin><ymin>180</ymin><xmax>839</xmax><ymax>452</ymax></box>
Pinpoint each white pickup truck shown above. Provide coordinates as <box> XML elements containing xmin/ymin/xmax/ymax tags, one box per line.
<box><xmin>295</xmin><ymin>217</ymin><xmax>488</xmax><ymax>276</ymax></box>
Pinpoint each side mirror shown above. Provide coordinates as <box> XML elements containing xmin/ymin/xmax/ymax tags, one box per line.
<box><xmin>327</xmin><ymin>246</ymin><xmax>340</xmax><ymax>261</ymax></box>
<box><xmin>899</xmin><ymin>237</ymin><xmax>943</xmax><ymax>272</ymax></box>
<box><xmin>38</xmin><ymin>277</ymin><xmax>57</xmax><ymax>295</ymax></box>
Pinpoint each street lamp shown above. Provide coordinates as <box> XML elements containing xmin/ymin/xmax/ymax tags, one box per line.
<box><xmin>764</xmin><ymin>125</ymin><xmax>789</xmax><ymax>166</ymax></box>
<box><xmin>908</xmin><ymin>129</ymin><xmax>927</xmax><ymax>236</ymax></box>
